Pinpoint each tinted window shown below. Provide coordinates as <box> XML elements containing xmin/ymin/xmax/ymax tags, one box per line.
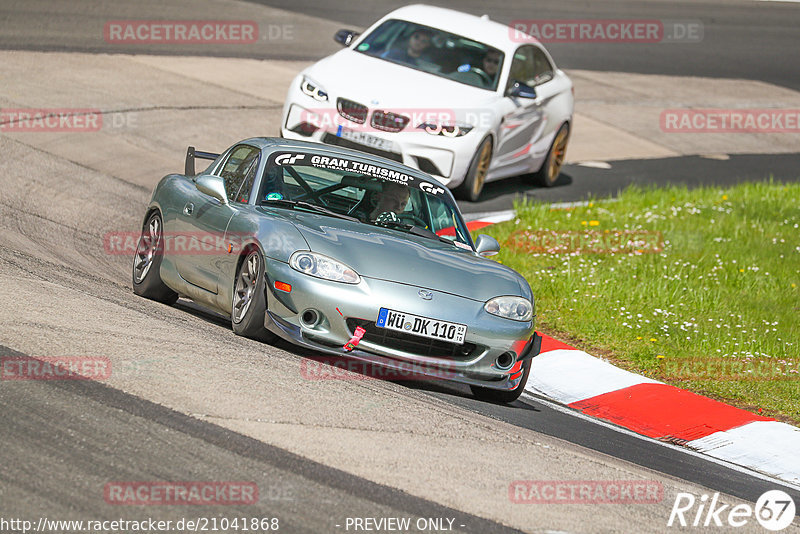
<box><xmin>355</xmin><ymin>19</ymin><xmax>505</xmax><ymax>91</ymax></box>
<box><xmin>507</xmin><ymin>45</ymin><xmax>554</xmax><ymax>90</ymax></box>
<box><xmin>218</xmin><ymin>145</ymin><xmax>260</xmax><ymax>203</ymax></box>
<box><xmin>259</xmin><ymin>152</ymin><xmax>472</xmax><ymax>248</ymax></box>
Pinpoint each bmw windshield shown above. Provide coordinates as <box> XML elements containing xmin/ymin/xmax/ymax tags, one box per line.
<box><xmin>354</xmin><ymin>19</ymin><xmax>505</xmax><ymax>91</ymax></box>
<box><xmin>260</xmin><ymin>151</ymin><xmax>473</xmax><ymax>248</ymax></box>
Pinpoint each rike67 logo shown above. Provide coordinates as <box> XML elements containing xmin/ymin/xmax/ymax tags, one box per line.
<box><xmin>668</xmin><ymin>490</ymin><xmax>796</xmax><ymax>531</ymax></box>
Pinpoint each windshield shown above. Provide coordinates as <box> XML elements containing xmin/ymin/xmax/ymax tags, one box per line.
<box><xmin>354</xmin><ymin>19</ymin><xmax>504</xmax><ymax>91</ymax></box>
<box><xmin>260</xmin><ymin>151</ymin><xmax>473</xmax><ymax>248</ymax></box>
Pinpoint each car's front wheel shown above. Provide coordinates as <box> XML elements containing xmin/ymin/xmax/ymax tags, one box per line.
<box><xmin>231</xmin><ymin>248</ymin><xmax>277</xmax><ymax>342</ymax></box>
<box><xmin>532</xmin><ymin>123</ymin><xmax>569</xmax><ymax>188</ymax></box>
<box><xmin>455</xmin><ymin>137</ymin><xmax>492</xmax><ymax>202</ymax></box>
<box><xmin>132</xmin><ymin>211</ymin><xmax>179</xmax><ymax>305</ymax></box>
<box><xmin>470</xmin><ymin>358</ymin><xmax>532</xmax><ymax>404</ymax></box>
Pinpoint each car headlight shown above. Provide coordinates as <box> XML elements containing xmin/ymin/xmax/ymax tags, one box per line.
<box><xmin>300</xmin><ymin>78</ymin><xmax>328</xmax><ymax>102</ymax></box>
<box><xmin>484</xmin><ymin>296</ymin><xmax>533</xmax><ymax>322</ymax></box>
<box><xmin>290</xmin><ymin>251</ymin><xmax>359</xmax><ymax>284</ymax></box>
<box><xmin>416</xmin><ymin>123</ymin><xmax>473</xmax><ymax>138</ymax></box>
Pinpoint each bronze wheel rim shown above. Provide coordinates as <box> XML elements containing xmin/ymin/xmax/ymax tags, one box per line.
<box><xmin>548</xmin><ymin>128</ymin><xmax>569</xmax><ymax>181</ymax></box>
<box><xmin>473</xmin><ymin>141</ymin><xmax>492</xmax><ymax>196</ymax></box>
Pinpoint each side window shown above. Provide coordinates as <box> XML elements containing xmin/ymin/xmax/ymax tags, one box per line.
<box><xmin>506</xmin><ymin>46</ymin><xmax>554</xmax><ymax>91</ymax></box>
<box><xmin>234</xmin><ymin>158</ymin><xmax>259</xmax><ymax>204</ymax></box>
<box><xmin>506</xmin><ymin>47</ymin><xmax>536</xmax><ymax>92</ymax></box>
<box><xmin>530</xmin><ymin>46</ymin><xmax>554</xmax><ymax>86</ymax></box>
<box><xmin>218</xmin><ymin>145</ymin><xmax>260</xmax><ymax>204</ymax></box>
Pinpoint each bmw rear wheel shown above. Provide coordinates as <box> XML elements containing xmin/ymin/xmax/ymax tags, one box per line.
<box><xmin>232</xmin><ymin>248</ymin><xmax>276</xmax><ymax>342</ymax></box>
<box><xmin>132</xmin><ymin>211</ymin><xmax>178</xmax><ymax>305</ymax></box>
<box><xmin>533</xmin><ymin>123</ymin><xmax>569</xmax><ymax>188</ymax></box>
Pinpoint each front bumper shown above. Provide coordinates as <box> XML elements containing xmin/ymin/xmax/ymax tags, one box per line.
<box><xmin>280</xmin><ymin>91</ymin><xmax>484</xmax><ymax>189</ymax></box>
<box><xmin>263</xmin><ymin>258</ymin><xmax>535</xmax><ymax>391</ymax></box>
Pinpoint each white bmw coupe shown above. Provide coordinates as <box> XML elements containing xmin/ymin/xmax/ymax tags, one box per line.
<box><xmin>280</xmin><ymin>4</ymin><xmax>574</xmax><ymax>201</ymax></box>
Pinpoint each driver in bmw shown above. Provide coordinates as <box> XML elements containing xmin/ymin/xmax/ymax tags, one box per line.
<box><xmin>481</xmin><ymin>49</ymin><xmax>501</xmax><ymax>86</ymax></box>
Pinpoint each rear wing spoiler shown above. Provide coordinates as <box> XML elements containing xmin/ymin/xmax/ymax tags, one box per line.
<box><xmin>185</xmin><ymin>146</ymin><xmax>220</xmax><ymax>177</ymax></box>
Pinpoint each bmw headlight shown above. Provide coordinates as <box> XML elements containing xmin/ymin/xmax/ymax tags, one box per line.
<box><xmin>300</xmin><ymin>77</ymin><xmax>328</xmax><ymax>102</ymax></box>
<box><xmin>484</xmin><ymin>296</ymin><xmax>533</xmax><ymax>322</ymax></box>
<box><xmin>290</xmin><ymin>251</ymin><xmax>359</xmax><ymax>284</ymax></box>
<box><xmin>417</xmin><ymin>122</ymin><xmax>473</xmax><ymax>138</ymax></box>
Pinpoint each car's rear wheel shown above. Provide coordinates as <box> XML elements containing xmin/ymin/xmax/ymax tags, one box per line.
<box><xmin>132</xmin><ymin>211</ymin><xmax>178</xmax><ymax>305</ymax></box>
<box><xmin>532</xmin><ymin>123</ymin><xmax>569</xmax><ymax>188</ymax></box>
<box><xmin>232</xmin><ymin>248</ymin><xmax>277</xmax><ymax>342</ymax></box>
<box><xmin>470</xmin><ymin>358</ymin><xmax>532</xmax><ymax>404</ymax></box>
<box><xmin>455</xmin><ymin>137</ymin><xmax>492</xmax><ymax>202</ymax></box>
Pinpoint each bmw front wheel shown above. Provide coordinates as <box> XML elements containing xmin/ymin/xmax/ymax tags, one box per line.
<box><xmin>455</xmin><ymin>137</ymin><xmax>492</xmax><ymax>202</ymax></box>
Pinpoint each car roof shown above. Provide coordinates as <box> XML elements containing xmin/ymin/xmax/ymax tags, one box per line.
<box><xmin>242</xmin><ymin>137</ymin><xmax>451</xmax><ymax>190</ymax></box>
<box><xmin>373</xmin><ymin>4</ymin><xmax>530</xmax><ymax>53</ymax></box>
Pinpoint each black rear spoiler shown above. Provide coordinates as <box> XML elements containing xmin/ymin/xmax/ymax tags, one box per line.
<box><xmin>185</xmin><ymin>146</ymin><xmax>220</xmax><ymax>177</ymax></box>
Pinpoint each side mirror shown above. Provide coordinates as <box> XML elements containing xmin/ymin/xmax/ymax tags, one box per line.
<box><xmin>475</xmin><ymin>234</ymin><xmax>501</xmax><ymax>257</ymax></box>
<box><xmin>334</xmin><ymin>29</ymin><xmax>359</xmax><ymax>46</ymax></box>
<box><xmin>506</xmin><ymin>81</ymin><xmax>537</xmax><ymax>99</ymax></box>
<box><xmin>195</xmin><ymin>175</ymin><xmax>228</xmax><ymax>205</ymax></box>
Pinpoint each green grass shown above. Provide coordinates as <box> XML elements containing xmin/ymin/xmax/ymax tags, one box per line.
<box><xmin>481</xmin><ymin>181</ymin><xmax>800</xmax><ymax>423</ymax></box>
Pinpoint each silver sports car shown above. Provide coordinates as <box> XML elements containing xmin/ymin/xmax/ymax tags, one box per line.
<box><xmin>133</xmin><ymin>138</ymin><xmax>541</xmax><ymax>402</ymax></box>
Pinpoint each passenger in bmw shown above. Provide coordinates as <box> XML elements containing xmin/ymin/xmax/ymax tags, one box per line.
<box><xmin>382</xmin><ymin>28</ymin><xmax>432</xmax><ymax>66</ymax></box>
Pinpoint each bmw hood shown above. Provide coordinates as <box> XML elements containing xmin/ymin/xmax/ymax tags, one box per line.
<box><xmin>284</xmin><ymin>212</ymin><xmax>528</xmax><ymax>302</ymax></box>
<box><xmin>303</xmin><ymin>49</ymin><xmax>499</xmax><ymax>118</ymax></box>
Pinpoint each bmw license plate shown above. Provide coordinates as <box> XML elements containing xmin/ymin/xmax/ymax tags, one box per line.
<box><xmin>338</xmin><ymin>126</ymin><xmax>394</xmax><ymax>152</ymax></box>
<box><xmin>376</xmin><ymin>308</ymin><xmax>467</xmax><ymax>345</ymax></box>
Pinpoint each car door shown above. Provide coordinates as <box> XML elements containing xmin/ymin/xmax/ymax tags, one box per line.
<box><xmin>492</xmin><ymin>45</ymin><xmax>555</xmax><ymax>170</ymax></box>
<box><xmin>176</xmin><ymin>144</ymin><xmax>261</xmax><ymax>295</ymax></box>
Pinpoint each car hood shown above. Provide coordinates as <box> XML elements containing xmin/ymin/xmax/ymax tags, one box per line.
<box><xmin>276</xmin><ymin>210</ymin><xmax>528</xmax><ymax>302</ymax></box>
<box><xmin>303</xmin><ymin>49</ymin><xmax>500</xmax><ymax>118</ymax></box>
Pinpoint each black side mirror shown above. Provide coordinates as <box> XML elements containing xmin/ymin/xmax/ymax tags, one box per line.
<box><xmin>334</xmin><ymin>29</ymin><xmax>359</xmax><ymax>46</ymax></box>
<box><xmin>506</xmin><ymin>81</ymin><xmax>537</xmax><ymax>99</ymax></box>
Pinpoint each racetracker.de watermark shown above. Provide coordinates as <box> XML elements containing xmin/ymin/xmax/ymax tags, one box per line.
<box><xmin>509</xmin><ymin>20</ymin><xmax>703</xmax><ymax>43</ymax></box>
<box><xmin>297</xmin><ymin>107</ymin><xmax>458</xmax><ymax>134</ymax></box>
<box><xmin>300</xmin><ymin>357</ymin><xmax>458</xmax><ymax>381</ymax></box>
<box><xmin>104</xmin><ymin>231</ymin><xmax>255</xmax><ymax>256</ymax></box>
<box><xmin>0</xmin><ymin>109</ymin><xmax>102</xmax><ymax>132</ymax></box>
<box><xmin>509</xmin><ymin>480</ymin><xmax>664</xmax><ymax>504</ymax></box>
<box><xmin>1</xmin><ymin>357</ymin><xmax>111</xmax><ymax>381</ymax></box>
<box><xmin>104</xmin><ymin>20</ymin><xmax>258</xmax><ymax>44</ymax></box>
<box><xmin>661</xmin><ymin>109</ymin><xmax>800</xmax><ymax>133</ymax></box>
<box><xmin>660</xmin><ymin>358</ymin><xmax>799</xmax><ymax>381</ymax></box>
<box><xmin>506</xmin><ymin>230</ymin><xmax>664</xmax><ymax>255</ymax></box>
<box><xmin>104</xmin><ymin>482</ymin><xmax>258</xmax><ymax>506</ymax></box>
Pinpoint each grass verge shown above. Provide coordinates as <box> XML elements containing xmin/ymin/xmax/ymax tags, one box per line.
<box><xmin>480</xmin><ymin>180</ymin><xmax>800</xmax><ymax>423</ymax></box>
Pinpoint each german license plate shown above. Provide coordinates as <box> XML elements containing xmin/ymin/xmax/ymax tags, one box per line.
<box><xmin>338</xmin><ymin>127</ymin><xmax>394</xmax><ymax>152</ymax></box>
<box><xmin>376</xmin><ymin>308</ymin><xmax>467</xmax><ymax>345</ymax></box>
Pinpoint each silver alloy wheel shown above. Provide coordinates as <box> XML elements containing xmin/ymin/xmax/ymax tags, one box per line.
<box><xmin>133</xmin><ymin>215</ymin><xmax>161</xmax><ymax>283</ymax></box>
<box><xmin>233</xmin><ymin>251</ymin><xmax>260</xmax><ymax>323</ymax></box>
